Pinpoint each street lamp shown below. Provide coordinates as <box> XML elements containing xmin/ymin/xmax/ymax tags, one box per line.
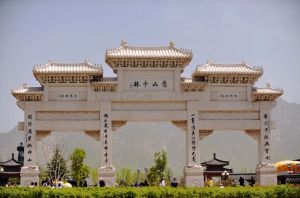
<box><xmin>222</xmin><ymin>170</ymin><xmax>229</xmax><ymax>186</ymax></box>
<box><xmin>222</xmin><ymin>170</ymin><xmax>229</xmax><ymax>180</ymax></box>
<box><xmin>0</xmin><ymin>166</ymin><xmax>4</xmax><ymax>173</ymax></box>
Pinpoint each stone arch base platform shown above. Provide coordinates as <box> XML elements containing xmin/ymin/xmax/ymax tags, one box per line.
<box><xmin>256</xmin><ymin>164</ymin><xmax>277</xmax><ymax>186</ymax></box>
<box><xmin>99</xmin><ymin>165</ymin><xmax>116</xmax><ymax>187</ymax></box>
<box><xmin>20</xmin><ymin>166</ymin><xmax>39</xmax><ymax>186</ymax></box>
<box><xmin>184</xmin><ymin>165</ymin><xmax>204</xmax><ymax>187</ymax></box>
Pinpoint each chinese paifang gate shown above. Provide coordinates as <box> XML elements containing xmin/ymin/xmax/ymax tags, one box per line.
<box><xmin>12</xmin><ymin>41</ymin><xmax>283</xmax><ymax>187</ymax></box>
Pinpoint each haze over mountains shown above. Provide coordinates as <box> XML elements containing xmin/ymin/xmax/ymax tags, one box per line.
<box><xmin>0</xmin><ymin>99</ymin><xmax>299</xmax><ymax>176</ymax></box>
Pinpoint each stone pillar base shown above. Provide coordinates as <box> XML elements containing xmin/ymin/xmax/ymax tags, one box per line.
<box><xmin>256</xmin><ymin>163</ymin><xmax>277</xmax><ymax>186</ymax></box>
<box><xmin>99</xmin><ymin>165</ymin><xmax>116</xmax><ymax>187</ymax></box>
<box><xmin>20</xmin><ymin>166</ymin><xmax>40</xmax><ymax>186</ymax></box>
<box><xmin>184</xmin><ymin>165</ymin><xmax>204</xmax><ymax>187</ymax></box>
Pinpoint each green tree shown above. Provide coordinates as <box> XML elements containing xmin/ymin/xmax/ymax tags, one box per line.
<box><xmin>46</xmin><ymin>146</ymin><xmax>67</xmax><ymax>186</ymax></box>
<box><xmin>116</xmin><ymin>168</ymin><xmax>134</xmax><ymax>186</ymax></box>
<box><xmin>70</xmin><ymin>148</ymin><xmax>90</xmax><ymax>187</ymax></box>
<box><xmin>90</xmin><ymin>168</ymin><xmax>99</xmax><ymax>187</ymax></box>
<box><xmin>164</xmin><ymin>167</ymin><xmax>173</xmax><ymax>185</ymax></box>
<box><xmin>147</xmin><ymin>150</ymin><xmax>171</xmax><ymax>186</ymax></box>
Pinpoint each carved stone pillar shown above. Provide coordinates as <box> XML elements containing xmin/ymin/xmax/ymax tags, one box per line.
<box><xmin>99</xmin><ymin>101</ymin><xmax>116</xmax><ymax>186</ymax></box>
<box><xmin>256</xmin><ymin>102</ymin><xmax>277</xmax><ymax>186</ymax></box>
<box><xmin>20</xmin><ymin>110</ymin><xmax>39</xmax><ymax>186</ymax></box>
<box><xmin>184</xmin><ymin>101</ymin><xmax>204</xmax><ymax>187</ymax></box>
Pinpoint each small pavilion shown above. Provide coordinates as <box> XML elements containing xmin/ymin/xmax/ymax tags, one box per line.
<box><xmin>0</xmin><ymin>153</ymin><xmax>23</xmax><ymax>186</ymax></box>
<box><xmin>201</xmin><ymin>153</ymin><xmax>232</xmax><ymax>181</ymax></box>
<box><xmin>0</xmin><ymin>143</ymin><xmax>24</xmax><ymax>186</ymax></box>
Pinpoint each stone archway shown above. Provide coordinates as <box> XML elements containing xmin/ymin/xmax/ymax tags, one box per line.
<box><xmin>12</xmin><ymin>41</ymin><xmax>283</xmax><ymax>186</ymax></box>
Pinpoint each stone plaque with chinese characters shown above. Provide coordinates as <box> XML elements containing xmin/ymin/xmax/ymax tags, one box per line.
<box><xmin>123</xmin><ymin>71</ymin><xmax>175</xmax><ymax>91</ymax></box>
<box><xmin>210</xmin><ymin>86</ymin><xmax>247</xmax><ymax>101</ymax></box>
<box><xmin>48</xmin><ymin>86</ymin><xmax>87</xmax><ymax>101</ymax></box>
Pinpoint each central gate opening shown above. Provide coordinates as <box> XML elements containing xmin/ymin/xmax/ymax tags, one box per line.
<box><xmin>113</xmin><ymin>122</ymin><xmax>185</xmax><ymax>180</ymax></box>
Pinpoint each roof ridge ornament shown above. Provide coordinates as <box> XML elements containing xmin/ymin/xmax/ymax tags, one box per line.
<box><xmin>120</xmin><ymin>40</ymin><xmax>128</xmax><ymax>47</ymax></box>
<box><xmin>22</xmin><ymin>83</ymin><xmax>27</xmax><ymax>89</ymax></box>
<box><xmin>207</xmin><ymin>59</ymin><xmax>213</xmax><ymax>64</ymax></box>
<box><xmin>266</xmin><ymin>83</ymin><xmax>271</xmax><ymax>89</ymax></box>
<box><xmin>169</xmin><ymin>41</ymin><xmax>175</xmax><ymax>48</ymax></box>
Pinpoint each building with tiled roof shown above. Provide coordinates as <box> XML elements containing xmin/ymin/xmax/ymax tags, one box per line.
<box><xmin>0</xmin><ymin>144</ymin><xmax>24</xmax><ymax>186</ymax></box>
<box><xmin>105</xmin><ymin>41</ymin><xmax>192</xmax><ymax>73</ymax></box>
<box><xmin>201</xmin><ymin>153</ymin><xmax>233</xmax><ymax>181</ymax></box>
<box><xmin>192</xmin><ymin>60</ymin><xmax>263</xmax><ymax>84</ymax></box>
<box><xmin>33</xmin><ymin>60</ymin><xmax>102</xmax><ymax>84</ymax></box>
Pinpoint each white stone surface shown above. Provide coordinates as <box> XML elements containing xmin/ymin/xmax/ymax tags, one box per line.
<box><xmin>98</xmin><ymin>165</ymin><xmax>116</xmax><ymax>187</ymax></box>
<box><xmin>184</xmin><ymin>166</ymin><xmax>204</xmax><ymax>187</ymax></box>
<box><xmin>20</xmin><ymin>166</ymin><xmax>39</xmax><ymax>186</ymax></box>
<box><xmin>12</xmin><ymin>44</ymin><xmax>284</xmax><ymax>187</ymax></box>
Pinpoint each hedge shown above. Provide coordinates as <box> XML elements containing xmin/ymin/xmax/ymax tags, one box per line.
<box><xmin>0</xmin><ymin>185</ymin><xmax>300</xmax><ymax>198</ymax></box>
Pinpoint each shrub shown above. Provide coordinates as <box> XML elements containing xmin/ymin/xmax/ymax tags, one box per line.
<box><xmin>0</xmin><ymin>185</ymin><xmax>300</xmax><ymax>198</ymax></box>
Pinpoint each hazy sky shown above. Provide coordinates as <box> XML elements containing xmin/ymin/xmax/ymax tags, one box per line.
<box><xmin>0</xmin><ymin>0</ymin><xmax>299</xmax><ymax>133</ymax></box>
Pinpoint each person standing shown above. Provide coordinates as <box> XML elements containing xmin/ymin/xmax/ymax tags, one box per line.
<box><xmin>159</xmin><ymin>178</ymin><xmax>166</xmax><ymax>187</ymax></box>
<box><xmin>239</xmin><ymin>177</ymin><xmax>245</xmax><ymax>186</ymax></box>
<box><xmin>99</xmin><ymin>178</ymin><xmax>105</xmax><ymax>187</ymax></box>
<box><xmin>207</xmin><ymin>177</ymin><xmax>214</xmax><ymax>187</ymax></box>
<box><xmin>171</xmin><ymin>178</ymin><xmax>178</xmax><ymax>188</ymax></box>
<box><xmin>249</xmin><ymin>176</ymin><xmax>255</xmax><ymax>187</ymax></box>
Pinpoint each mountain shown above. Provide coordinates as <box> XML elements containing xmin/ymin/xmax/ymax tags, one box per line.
<box><xmin>0</xmin><ymin>99</ymin><xmax>299</xmax><ymax>176</ymax></box>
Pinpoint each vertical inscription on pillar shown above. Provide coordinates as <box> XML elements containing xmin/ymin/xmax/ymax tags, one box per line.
<box><xmin>25</xmin><ymin>114</ymin><xmax>33</xmax><ymax>163</ymax></box>
<box><xmin>103</xmin><ymin>113</ymin><xmax>109</xmax><ymax>164</ymax></box>
<box><xmin>262</xmin><ymin>113</ymin><xmax>271</xmax><ymax>162</ymax></box>
<box><xmin>191</xmin><ymin>114</ymin><xmax>197</xmax><ymax>163</ymax></box>
<box><xmin>24</xmin><ymin>112</ymin><xmax>36</xmax><ymax>166</ymax></box>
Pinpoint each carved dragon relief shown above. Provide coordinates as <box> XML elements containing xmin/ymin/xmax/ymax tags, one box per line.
<box><xmin>36</xmin><ymin>130</ymin><xmax>51</xmax><ymax>141</ymax></box>
<box><xmin>171</xmin><ymin>120</ymin><xmax>187</xmax><ymax>132</ymax></box>
<box><xmin>85</xmin><ymin>130</ymin><xmax>100</xmax><ymax>141</ymax></box>
<box><xmin>112</xmin><ymin>121</ymin><xmax>127</xmax><ymax>131</ymax></box>
<box><xmin>199</xmin><ymin>130</ymin><xmax>213</xmax><ymax>140</ymax></box>
<box><xmin>244</xmin><ymin>129</ymin><xmax>260</xmax><ymax>141</ymax></box>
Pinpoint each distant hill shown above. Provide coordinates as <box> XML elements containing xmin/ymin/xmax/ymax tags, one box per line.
<box><xmin>0</xmin><ymin>99</ymin><xmax>299</xmax><ymax>176</ymax></box>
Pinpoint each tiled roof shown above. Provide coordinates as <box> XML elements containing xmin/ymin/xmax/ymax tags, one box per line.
<box><xmin>12</xmin><ymin>86</ymin><xmax>43</xmax><ymax>95</ymax></box>
<box><xmin>252</xmin><ymin>87</ymin><xmax>283</xmax><ymax>95</ymax></box>
<box><xmin>181</xmin><ymin>77</ymin><xmax>193</xmax><ymax>83</ymax></box>
<box><xmin>105</xmin><ymin>41</ymin><xmax>192</xmax><ymax>59</ymax></box>
<box><xmin>33</xmin><ymin>60</ymin><xmax>102</xmax><ymax>75</ymax></box>
<box><xmin>0</xmin><ymin>154</ymin><xmax>23</xmax><ymax>166</ymax></box>
<box><xmin>252</xmin><ymin>86</ymin><xmax>283</xmax><ymax>101</ymax></box>
<box><xmin>201</xmin><ymin>154</ymin><xmax>229</xmax><ymax>166</ymax></box>
<box><xmin>193</xmin><ymin>61</ymin><xmax>263</xmax><ymax>76</ymax></box>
